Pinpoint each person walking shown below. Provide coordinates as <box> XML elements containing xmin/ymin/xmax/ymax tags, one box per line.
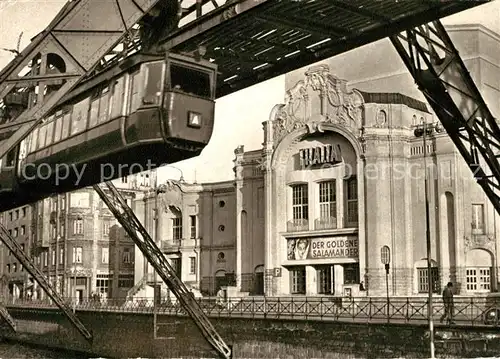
<box><xmin>440</xmin><ymin>282</ymin><xmax>455</xmax><ymax>325</ymax></box>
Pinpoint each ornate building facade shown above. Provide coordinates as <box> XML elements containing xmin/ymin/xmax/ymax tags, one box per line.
<box><xmin>233</xmin><ymin>58</ymin><xmax>499</xmax><ymax>297</ymax></box>
<box><xmin>133</xmin><ymin>179</ymin><xmax>237</xmax><ymax>296</ymax></box>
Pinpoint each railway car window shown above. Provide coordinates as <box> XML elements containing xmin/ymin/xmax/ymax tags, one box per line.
<box><xmin>110</xmin><ymin>77</ymin><xmax>125</xmax><ymax>119</ymax></box>
<box><xmin>98</xmin><ymin>87</ymin><xmax>110</xmax><ymax>124</ymax></box>
<box><xmin>71</xmin><ymin>98</ymin><xmax>89</xmax><ymax>136</ymax></box>
<box><xmin>45</xmin><ymin>120</ymin><xmax>54</xmax><ymax>147</ymax></box>
<box><xmin>89</xmin><ymin>98</ymin><xmax>99</xmax><ymax>128</ymax></box>
<box><xmin>30</xmin><ymin>128</ymin><xmax>38</xmax><ymax>153</ymax></box>
<box><xmin>61</xmin><ymin>112</ymin><xmax>71</xmax><ymax>139</ymax></box>
<box><xmin>37</xmin><ymin>125</ymin><xmax>47</xmax><ymax>150</ymax></box>
<box><xmin>143</xmin><ymin>62</ymin><xmax>163</xmax><ymax>105</ymax></box>
<box><xmin>53</xmin><ymin>115</ymin><xmax>63</xmax><ymax>143</ymax></box>
<box><xmin>169</xmin><ymin>64</ymin><xmax>211</xmax><ymax>98</ymax></box>
<box><xmin>5</xmin><ymin>149</ymin><xmax>15</xmax><ymax>167</ymax></box>
<box><xmin>129</xmin><ymin>71</ymin><xmax>143</xmax><ymax>113</ymax></box>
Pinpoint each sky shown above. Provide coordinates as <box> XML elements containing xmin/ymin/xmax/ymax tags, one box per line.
<box><xmin>0</xmin><ymin>0</ymin><xmax>498</xmax><ymax>184</ymax></box>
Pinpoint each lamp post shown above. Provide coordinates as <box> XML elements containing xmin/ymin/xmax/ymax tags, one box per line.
<box><xmin>380</xmin><ymin>246</ymin><xmax>391</xmax><ymax>323</ymax></box>
<box><xmin>414</xmin><ymin>120</ymin><xmax>437</xmax><ymax>359</ymax></box>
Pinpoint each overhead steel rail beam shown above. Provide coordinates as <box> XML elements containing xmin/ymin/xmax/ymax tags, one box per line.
<box><xmin>158</xmin><ymin>0</ymin><xmax>489</xmax><ymax>98</ymax></box>
<box><xmin>390</xmin><ymin>21</ymin><xmax>500</xmax><ymax>216</ymax></box>
<box><xmin>0</xmin><ymin>0</ymin><xmax>171</xmax><ymax>161</ymax></box>
<box><xmin>93</xmin><ymin>182</ymin><xmax>232</xmax><ymax>359</ymax></box>
<box><xmin>0</xmin><ymin>224</ymin><xmax>91</xmax><ymax>340</ymax></box>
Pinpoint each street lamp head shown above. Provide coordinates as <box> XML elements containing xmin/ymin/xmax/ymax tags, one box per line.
<box><xmin>414</xmin><ymin>127</ymin><xmax>425</xmax><ymax>138</ymax></box>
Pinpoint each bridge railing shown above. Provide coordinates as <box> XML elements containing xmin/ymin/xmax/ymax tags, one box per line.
<box><xmin>5</xmin><ymin>295</ymin><xmax>500</xmax><ymax>327</ymax></box>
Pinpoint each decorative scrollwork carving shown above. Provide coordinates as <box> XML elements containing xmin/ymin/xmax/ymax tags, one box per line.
<box><xmin>271</xmin><ymin>64</ymin><xmax>364</xmax><ymax>145</ymax></box>
<box><xmin>464</xmin><ymin>234</ymin><xmax>494</xmax><ymax>251</ymax></box>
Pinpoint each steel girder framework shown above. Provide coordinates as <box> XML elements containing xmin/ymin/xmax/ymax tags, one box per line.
<box><xmin>160</xmin><ymin>0</ymin><xmax>488</xmax><ymax>98</ymax></box>
<box><xmin>0</xmin><ymin>303</ymin><xmax>16</xmax><ymax>331</ymax></box>
<box><xmin>390</xmin><ymin>21</ymin><xmax>500</xmax><ymax>215</ymax></box>
<box><xmin>0</xmin><ymin>0</ymin><xmax>168</xmax><ymax>161</ymax></box>
<box><xmin>0</xmin><ymin>224</ymin><xmax>92</xmax><ymax>340</ymax></box>
<box><xmin>93</xmin><ymin>182</ymin><xmax>232</xmax><ymax>359</ymax></box>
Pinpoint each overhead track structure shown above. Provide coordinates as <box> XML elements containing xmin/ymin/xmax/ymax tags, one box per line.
<box><xmin>0</xmin><ymin>224</ymin><xmax>92</xmax><ymax>340</ymax></box>
<box><xmin>390</xmin><ymin>21</ymin><xmax>500</xmax><ymax>215</ymax></box>
<box><xmin>159</xmin><ymin>0</ymin><xmax>489</xmax><ymax>98</ymax></box>
<box><xmin>93</xmin><ymin>181</ymin><xmax>232</xmax><ymax>359</ymax></box>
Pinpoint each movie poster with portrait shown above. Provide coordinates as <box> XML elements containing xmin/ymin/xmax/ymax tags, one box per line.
<box><xmin>287</xmin><ymin>237</ymin><xmax>359</xmax><ymax>260</ymax></box>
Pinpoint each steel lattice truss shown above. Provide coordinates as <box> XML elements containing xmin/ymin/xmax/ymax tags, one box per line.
<box><xmin>0</xmin><ymin>224</ymin><xmax>92</xmax><ymax>340</ymax></box>
<box><xmin>390</xmin><ymin>21</ymin><xmax>500</xmax><ymax>215</ymax></box>
<box><xmin>93</xmin><ymin>181</ymin><xmax>232</xmax><ymax>359</ymax></box>
<box><xmin>0</xmin><ymin>303</ymin><xmax>16</xmax><ymax>331</ymax></box>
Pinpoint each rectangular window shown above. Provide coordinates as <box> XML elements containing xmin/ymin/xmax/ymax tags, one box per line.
<box><xmin>129</xmin><ymin>71</ymin><xmax>142</xmax><ymax>113</ymax></box>
<box><xmin>290</xmin><ymin>266</ymin><xmax>306</xmax><ymax>294</ymax></box>
<box><xmin>122</xmin><ymin>248</ymin><xmax>131</xmax><ymax>263</ymax></box>
<box><xmin>110</xmin><ymin>77</ymin><xmax>125</xmax><ymax>119</ymax></box>
<box><xmin>292</xmin><ymin>184</ymin><xmax>308</xmax><ymax>220</ymax></box>
<box><xmin>59</xmin><ymin>247</ymin><xmax>64</xmax><ymax>265</ymax></box>
<box><xmin>317</xmin><ymin>265</ymin><xmax>334</xmax><ymax>294</ymax></box>
<box><xmin>417</xmin><ymin>267</ymin><xmax>440</xmax><ymax>293</ymax></box>
<box><xmin>73</xmin><ymin>219</ymin><xmax>83</xmax><ymax>235</ymax></box>
<box><xmin>190</xmin><ymin>215</ymin><xmax>196</xmax><ymax>239</ymax></box>
<box><xmin>289</xmin><ymin>184</ymin><xmax>308</xmax><ymax>232</ymax></box>
<box><xmin>466</xmin><ymin>267</ymin><xmax>491</xmax><ymax>291</ymax></box>
<box><xmin>44</xmin><ymin>252</ymin><xmax>48</xmax><ymax>267</ymax></box>
<box><xmin>170</xmin><ymin>258</ymin><xmax>181</xmax><ymax>276</ymax></box>
<box><xmin>101</xmin><ymin>247</ymin><xmax>109</xmax><ymax>264</ymax></box>
<box><xmin>22</xmin><ymin>207</ymin><xmax>27</xmax><ymax>217</ymax></box>
<box><xmin>345</xmin><ymin>177</ymin><xmax>358</xmax><ymax>227</ymax></box>
<box><xmin>73</xmin><ymin>247</ymin><xmax>82</xmax><ymax>263</ymax></box>
<box><xmin>318</xmin><ymin>181</ymin><xmax>336</xmax><ymax>230</ymax></box>
<box><xmin>98</xmin><ymin>88</ymin><xmax>110</xmax><ymax>124</ymax></box>
<box><xmin>53</xmin><ymin>115</ymin><xmax>63</xmax><ymax>143</ymax></box>
<box><xmin>70</xmin><ymin>97</ymin><xmax>89</xmax><ymax>135</ymax></box>
<box><xmin>21</xmin><ymin>225</ymin><xmax>25</xmax><ymax>236</ymax></box>
<box><xmin>89</xmin><ymin>97</ymin><xmax>100</xmax><ymax>128</ymax></box>
<box><xmin>472</xmin><ymin>204</ymin><xmax>485</xmax><ymax>234</ymax></box>
<box><xmin>51</xmin><ymin>249</ymin><xmax>55</xmax><ymax>265</ymax></box>
<box><xmin>60</xmin><ymin>112</ymin><xmax>71</xmax><ymax>140</ymax></box>
<box><xmin>45</xmin><ymin>120</ymin><xmax>54</xmax><ymax>147</ymax></box>
<box><xmin>118</xmin><ymin>274</ymin><xmax>134</xmax><ymax>288</ymax></box>
<box><xmin>343</xmin><ymin>263</ymin><xmax>360</xmax><ymax>285</ymax></box>
<box><xmin>189</xmin><ymin>257</ymin><xmax>196</xmax><ymax>274</ymax></box>
<box><xmin>103</xmin><ymin>221</ymin><xmax>110</xmax><ymax>236</ymax></box>
<box><xmin>172</xmin><ymin>217</ymin><xmax>182</xmax><ymax>240</ymax></box>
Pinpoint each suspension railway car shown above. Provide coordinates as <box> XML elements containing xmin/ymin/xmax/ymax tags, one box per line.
<box><xmin>0</xmin><ymin>52</ymin><xmax>217</xmax><ymax>211</ymax></box>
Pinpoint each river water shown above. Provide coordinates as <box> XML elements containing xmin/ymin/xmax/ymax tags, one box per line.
<box><xmin>0</xmin><ymin>341</ymin><xmax>99</xmax><ymax>359</ymax></box>
<box><xmin>0</xmin><ymin>341</ymin><xmax>499</xmax><ymax>359</ymax></box>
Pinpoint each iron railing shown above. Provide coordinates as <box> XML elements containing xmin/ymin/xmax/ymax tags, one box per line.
<box><xmin>287</xmin><ymin>219</ymin><xmax>309</xmax><ymax>232</ymax></box>
<box><xmin>314</xmin><ymin>217</ymin><xmax>337</xmax><ymax>230</ymax></box>
<box><xmin>6</xmin><ymin>295</ymin><xmax>500</xmax><ymax>327</ymax></box>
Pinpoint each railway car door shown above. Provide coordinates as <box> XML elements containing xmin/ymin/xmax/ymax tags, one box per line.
<box><xmin>15</xmin><ymin>136</ymin><xmax>29</xmax><ymax>180</ymax></box>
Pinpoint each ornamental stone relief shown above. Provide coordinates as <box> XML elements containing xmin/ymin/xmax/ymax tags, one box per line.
<box><xmin>464</xmin><ymin>234</ymin><xmax>495</xmax><ymax>252</ymax></box>
<box><xmin>271</xmin><ymin>64</ymin><xmax>364</xmax><ymax>145</ymax></box>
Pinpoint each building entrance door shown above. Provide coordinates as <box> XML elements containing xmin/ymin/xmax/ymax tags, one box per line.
<box><xmin>254</xmin><ymin>265</ymin><xmax>264</xmax><ymax>295</ymax></box>
<box><xmin>76</xmin><ymin>289</ymin><xmax>83</xmax><ymax>304</ymax></box>
<box><xmin>317</xmin><ymin>265</ymin><xmax>335</xmax><ymax>295</ymax></box>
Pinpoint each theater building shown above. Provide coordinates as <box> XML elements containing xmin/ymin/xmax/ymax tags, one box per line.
<box><xmin>234</xmin><ymin>60</ymin><xmax>499</xmax><ymax>297</ymax></box>
<box><xmin>130</xmin><ymin>23</ymin><xmax>499</xmax><ymax>298</ymax></box>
